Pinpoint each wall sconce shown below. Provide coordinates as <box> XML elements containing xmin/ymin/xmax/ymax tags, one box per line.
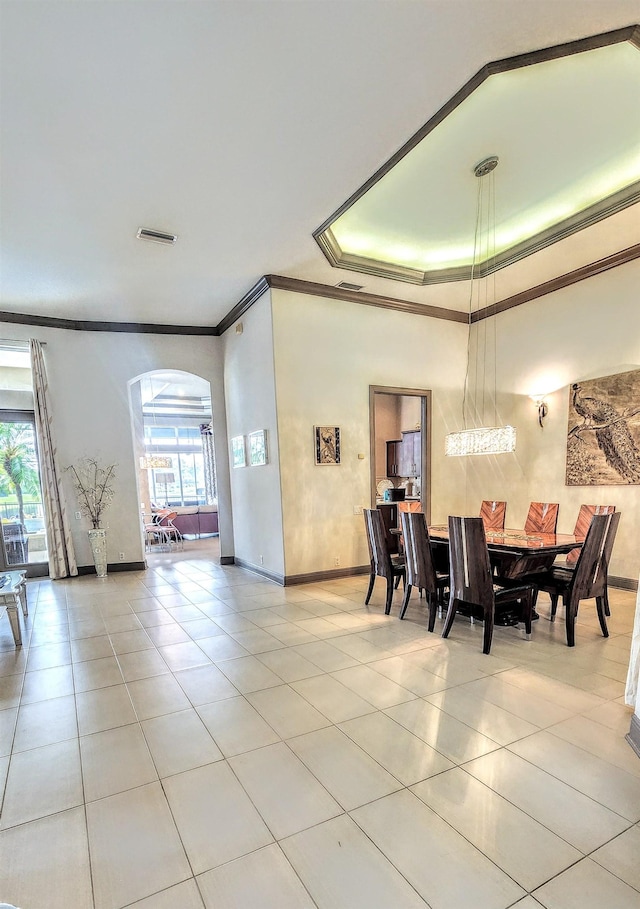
<box><xmin>530</xmin><ymin>395</ymin><xmax>548</xmax><ymax>428</ymax></box>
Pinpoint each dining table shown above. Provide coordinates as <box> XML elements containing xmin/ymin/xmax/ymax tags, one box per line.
<box><xmin>427</xmin><ymin>524</ymin><xmax>584</xmax><ymax>580</ymax></box>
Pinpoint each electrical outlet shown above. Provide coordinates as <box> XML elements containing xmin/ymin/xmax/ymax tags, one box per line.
<box><xmin>75</xmin><ymin>511</ymin><xmax>81</xmax><ymax>520</ymax></box>
<box><xmin>259</xmin><ymin>555</ymin><xmax>264</xmax><ymax>565</ymax></box>
<box><xmin>334</xmin><ymin>556</ymin><xmax>340</xmax><ymax>567</ymax></box>
<box><xmin>119</xmin><ymin>552</ymin><xmax>125</xmax><ymax>561</ymax></box>
<box><xmin>353</xmin><ymin>505</ymin><xmax>363</xmax><ymax>515</ymax></box>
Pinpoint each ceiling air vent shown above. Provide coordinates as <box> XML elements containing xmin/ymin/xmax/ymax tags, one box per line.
<box><xmin>336</xmin><ymin>281</ymin><xmax>363</xmax><ymax>291</ymax></box>
<box><xmin>136</xmin><ymin>228</ymin><xmax>177</xmax><ymax>245</ymax></box>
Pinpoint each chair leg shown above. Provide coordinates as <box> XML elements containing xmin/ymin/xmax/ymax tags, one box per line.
<box><xmin>603</xmin><ymin>586</ymin><xmax>611</xmax><ymax>617</ymax></box>
<box><xmin>596</xmin><ymin>596</ymin><xmax>609</xmax><ymax>638</ymax></box>
<box><xmin>394</xmin><ymin>574</ymin><xmax>402</xmax><ymax>590</ymax></box>
<box><xmin>385</xmin><ymin>576</ymin><xmax>394</xmax><ymax>615</ymax></box>
<box><xmin>564</xmin><ymin>593</ymin><xmax>576</xmax><ymax>647</ymax></box>
<box><xmin>364</xmin><ymin>570</ymin><xmax>375</xmax><ymax>605</ymax></box>
<box><xmin>399</xmin><ymin>584</ymin><xmax>412</xmax><ymax>620</ymax></box>
<box><xmin>522</xmin><ymin>591</ymin><xmax>533</xmax><ymax>640</ymax></box>
<box><xmin>427</xmin><ymin>592</ymin><xmax>437</xmax><ymax>632</ymax></box>
<box><xmin>549</xmin><ymin>593</ymin><xmax>558</xmax><ymax>621</ymax></box>
<box><xmin>441</xmin><ymin>596</ymin><xmax>458</xmax><ymax>639</ymax></box>
<box><xmin>483</xmin><ymin>606</ymin><xmax>494</xmax><ymax>655</ymax></box>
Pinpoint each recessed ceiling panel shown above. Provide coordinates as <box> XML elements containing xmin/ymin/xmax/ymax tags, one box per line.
<box><xmin>315</xmin><ymin>29</ymin><xmax>640</xmax><ymax>284</ymax></box>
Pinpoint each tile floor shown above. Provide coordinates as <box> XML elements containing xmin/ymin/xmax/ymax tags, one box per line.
<box><xmin>0</xmin><ymin>540</ymin><xmax>639</xmax><ymax>909</ymax></box>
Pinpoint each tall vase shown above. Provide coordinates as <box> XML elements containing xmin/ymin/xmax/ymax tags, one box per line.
<box><xmin>88</xmin><ymin>528</ymin><xmax>108</xmax><ymax>578</ymax></box>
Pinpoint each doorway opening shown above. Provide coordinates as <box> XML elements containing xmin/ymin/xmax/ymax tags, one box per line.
<box><xmin>130</xmin><ymin>371</ymin><xmax>218</xmax><ymax>560</ymax></box>
<box><xmin>369</xmin><ymin>385</ymin><xmax>432</xmax><ymax>522</ymax></box>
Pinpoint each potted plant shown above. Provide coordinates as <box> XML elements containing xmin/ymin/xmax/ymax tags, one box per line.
<box><xmin>67</xmin><ymin>458</ymin><xmax>116</xmax><ymax>577</ymax></box>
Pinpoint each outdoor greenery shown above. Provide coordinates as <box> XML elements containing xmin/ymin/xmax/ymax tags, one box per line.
<box><xmin>0</xmin><ymin>422</ymin><xmax>42</xmax><ymax>528</ymax></box>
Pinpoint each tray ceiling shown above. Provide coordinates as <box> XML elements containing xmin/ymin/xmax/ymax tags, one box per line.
<box><xmin>315</xmin><ymin>35</ymin><xmax>640</xmax><ymax>284</ymax></box>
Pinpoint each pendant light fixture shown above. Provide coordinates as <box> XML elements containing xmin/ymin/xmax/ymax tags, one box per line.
<box><xmin>139</xmin><ymin>455</ymin><xmax>172</xmax><ymax>470</ymax></box>
<box><xmin>445</xmin><ymin>156</ymin><xmax>516</xmax><ymax>457</ymax></box>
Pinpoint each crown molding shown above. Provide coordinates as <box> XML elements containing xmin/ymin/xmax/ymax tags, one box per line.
<box><xmin>1</xmin><ymin>241</ymin><xmax>637</xmax><ymax>337</ymax></box>
<box><xmin>0</xmin><ymin>309</ymin><xmax>219</xmax><ymax>335</ymax></box>
<box><xmin>215</xmin><ymin>276</ymin><xmax>271</xmax><ymax>335</ymax></box>
<box><xmin>471</xmin><ymin>242</ymin><xmax>640</xmax><ymax>323</ymax></box>
<box><xmin>264</xmin><ymin>274</ymin><xmax>468</xmax><ymax>323</ymax></box>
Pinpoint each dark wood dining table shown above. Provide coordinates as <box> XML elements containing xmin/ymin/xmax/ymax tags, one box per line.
<box><xmin>427</xmin><ymin>524</ymin><xmax>583</xmax><ymax>579</ymax></box>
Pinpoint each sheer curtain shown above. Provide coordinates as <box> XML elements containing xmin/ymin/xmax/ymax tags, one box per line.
<box><xmin>200</xmin><ymin>421</ymin><xmax>217</xmax><ymax>503</ymax></box>
<box><xmin>29</xmin><ymin>339</ymin><xmax>78</xmax><ymax>578</ymax></box>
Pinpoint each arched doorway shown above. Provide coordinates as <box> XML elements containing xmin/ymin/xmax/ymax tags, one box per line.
<box><xmin>130</xmin><ymin>370</ymin><xmax>219</xmax><ymax>561</ymax></box>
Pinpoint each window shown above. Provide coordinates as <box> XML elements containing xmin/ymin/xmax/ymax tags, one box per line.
<box><xmin>143</xmin><ymin>422</ymin><xmax>213</xmax><ymax>506</ymax></box>
<box><xmin>0</xmin><ymin>411</ymin><xmax>49</xmax><ymax>567</ymax></box>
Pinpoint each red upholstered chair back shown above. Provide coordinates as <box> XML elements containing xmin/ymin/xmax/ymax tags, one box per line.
<box><xmin>525</xmin><ymin>502</ymin><xmax>559</xmax><ymax>535</ymax></box>
<box><xmin>398</xmin><ymin>501</ymin><xmax>422</xmax><ymax>513</ymax></box>
<box><xmin>571</xmin><ymin>512</ymin><xmax>620</xmax><ymax>600</ymax></box>
<box><xmin>480</xmin><ymin>500</ymin><xmax>506</xmax><ymax>532</ymax></box>
<box><xmin>567</xmin><ymin>504</ymin><xmax>615</xmax><ymax>565</ymax></box>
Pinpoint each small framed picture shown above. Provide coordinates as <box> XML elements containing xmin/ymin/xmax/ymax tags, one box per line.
<box><xmin>231</xmin><ymin>435</ymin><xmax>246</xmax><ymax>468</ymax></box>
<box><xmin>315</xmin><ymin>426</ymin><xmax>341</xmax><ymax>465</ymax></box>
<box><xmin>248</xmin><ymin>430</ymin><xmax>268</xmax><ymax>466</ymax></box>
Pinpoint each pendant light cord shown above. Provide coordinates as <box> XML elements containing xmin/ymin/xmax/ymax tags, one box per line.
<box><xmin>461</xmin><ymin>175</ymin><xmax>483</xmax><ymax>430</ymax></box>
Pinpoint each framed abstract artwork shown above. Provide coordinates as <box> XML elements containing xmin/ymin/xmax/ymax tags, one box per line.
<box><xmin>231</xmin><ymin>435</ymin><xmax>246</xmax><ymax>468</ymax></box>
<box><xmin>566</xmin><ymin>367</ymin><xmax>640</xmax><ymax>485</ymax></box>
<box><xmin>315</xmin><ymin>426</ymin><xmax>341</xmax><ymax>465</ymax></box>
<box><xmin>249</xmin><ymin>430</ymin><xmax>268</xmax><ymax>466</ymax></box>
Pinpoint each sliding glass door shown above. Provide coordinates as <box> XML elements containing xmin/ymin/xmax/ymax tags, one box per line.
<box><xmin>0</xmin><ymin>411</ymin><xmax>48</xmax><ymax>572</ymax></box>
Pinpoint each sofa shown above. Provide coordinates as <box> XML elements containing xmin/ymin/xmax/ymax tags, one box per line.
<box><xmin>161</xmin><ymin>505</ymin><xmax>218</xmax><ymax>537</ymax></box>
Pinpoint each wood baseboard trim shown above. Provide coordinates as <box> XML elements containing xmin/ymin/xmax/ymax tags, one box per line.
<box><xmin>233</xmin><ymin>558</ymin><xmax>283</xmax><ymax>584</ymax></box>
<box><xmin>219</xmin><ymin>556</ymin><xmax>235</xmax><ymax>566</ymax></box>
<box><xmin>610</xmin><ymin>576</ymin><xmax>638</xmax><ymax>591</ymax></box>
<box><xmin>232</xmin><ymin>559</ymin><xmax>370</xmax><ymax>587</ymax></box>
<box><xmin>626</xmin><ymin>714</ymin><xmax>640</xmax><ymax>760</ymax></box>
<box><xmin>283</xmin><ymin>565</ymin><xmax>370</xmax><ymax>586</ymax></box>
<box><xmin>76</xmin><ymin>561</ymin><xmax>146</xmax><ymax>575</ymax></box>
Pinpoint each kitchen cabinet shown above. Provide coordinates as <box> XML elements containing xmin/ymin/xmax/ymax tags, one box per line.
<box><xmin>386</xmin><ymin>440</ymin><xmax>402</xmax><ymax>477</ymax></box>
<box><xmin>400</xmin><ymin>430</ymin><xmax>421</xmax><ymax>477</ymax></box>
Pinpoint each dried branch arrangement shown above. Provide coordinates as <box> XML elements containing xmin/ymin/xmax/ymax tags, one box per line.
<box><xmin>67</xmin><ymin>458</ymin><xmax>116</xmax><ymax>529</ymax></box>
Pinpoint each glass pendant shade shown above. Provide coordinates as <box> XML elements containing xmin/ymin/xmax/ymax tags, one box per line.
<box><xmin>445</xmin><ymin>425</ymin><xmax>516</xmax><ymax>457</ymax></box>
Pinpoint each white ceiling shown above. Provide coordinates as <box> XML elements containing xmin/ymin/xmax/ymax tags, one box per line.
<box><xmin>1</xmin><ymin>0</ymin><xmax>640</xmax><ymax>329</ymax></box>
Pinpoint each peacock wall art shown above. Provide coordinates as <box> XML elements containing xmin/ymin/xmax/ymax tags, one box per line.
<box><xmin>566</xmin><ymin>368</ymin><xmax>640</xmax><ymax>486</ymax></box>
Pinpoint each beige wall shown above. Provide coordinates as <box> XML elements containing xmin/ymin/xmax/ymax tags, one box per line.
<box><xmin>464</xmin><ymin>258</ymin><xmax>640</xmax><ymax>581</ymax></box>
<box><xmin>271</xmin><ymin>288</ymin><xmax>469</xmax><ymax>577</ymax></box>
<box><xmin>374</xmin><ymin>393</ymin><xmax>400</xmax><ymax>485</ymax></box>
<box><xmin>399</xmin><ymin>395</ymin><xmax>421</xmax><ymax>434</ymax></box>
<box><xmin>222</xmin><ymin>294</ymin><xmax>285</xmax><ymax>576</ymax></box>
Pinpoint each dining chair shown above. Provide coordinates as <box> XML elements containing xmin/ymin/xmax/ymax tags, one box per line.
<box><xmin>530</xmin><ymin>511</ymin><xmax>619</xmax><ymax>647</ymax></box>
<box><xmin>143</xmin><ymin>514</ymin><xmax>168</xmax><ymax>551</ymax></box>
<box><xmin>566</xmin><ymin>504</ymin><xmax>615</xmax><ymax>565</ymax></box>
<box><xmin>399</xmin><ymin>511</ymin><xmax>449</xmax><ymax>629</ymax></box>
<box><xmin>398</xmin><ymin>501</ymin><xmax>422</xmax><ymax>513</ymax></box>
<box><xmin>524</xmin><ymin>501</ymin><xmax>559</xmax><ymax>534</ymax></box>
<box><xmin>376</xmin><ymin>502</ymin><xmax>401</xmax><ymax>555</ymax></box>
<box><xmin>363</xmin><ymin>508</ymin><xmax>405</xmax><ymax>615</ymax></box>
<box><xmin>442</xmin><ymin>516</ymin><xmax>534</xmax><ymax>654</ymax></box>
<box><xmin>157</xmin><ymin>511</ymin><xmax>184</xmax><ymax>550</ymax></box>
<box><xmin>480</xmin><ymin>500</ymin><xmax>506</xmax><ymax>532</ymax></box>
